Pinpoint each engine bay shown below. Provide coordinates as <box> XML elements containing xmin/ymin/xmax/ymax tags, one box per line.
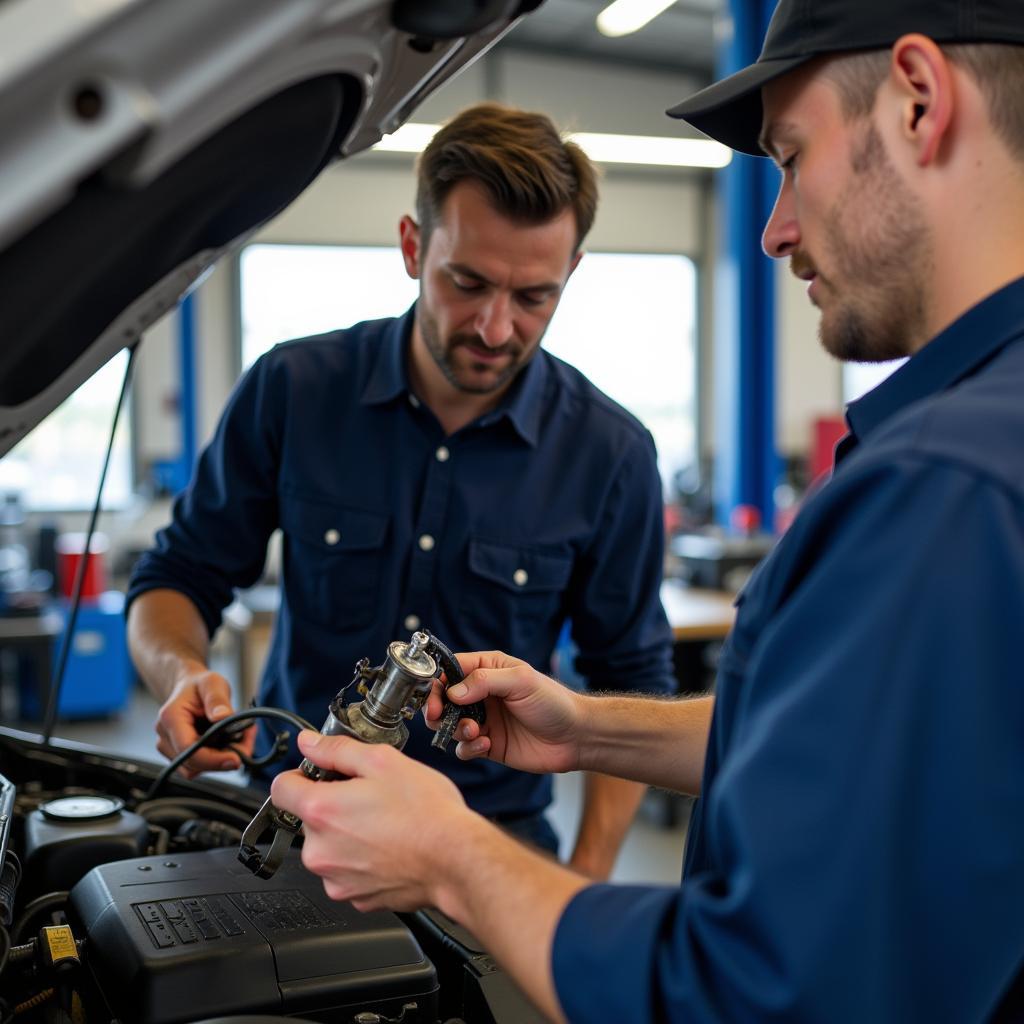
<box><xmin>0</xmin><ymin>729</ymin><xmax>542</xmax><ymax>1024</ymax></box>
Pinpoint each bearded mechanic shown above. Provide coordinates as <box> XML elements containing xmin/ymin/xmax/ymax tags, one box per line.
<box><xmin>271</xmin><ymin>1</ymin><xmax>1024</xmax><ymax>1021</ymax></box>
<box><xmin>126</xmin><ymin>102</ymin><xmax>676</xmax><ymax>880</ymax></box>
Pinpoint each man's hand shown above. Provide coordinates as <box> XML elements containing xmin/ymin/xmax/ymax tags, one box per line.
<box><xmin>154</xmin><ymin>666</ymin><xmax>254</xmax><ymax>778</ymax></box>
<box><xmin>425</xmin><ymin>650</ymin><xmax>585</xmax><ymax>775</ymax></box>
<box><xmin>129</xmin><ymin>589</ymin><xmax>254</xmax><ymax>778</ymax></box>
<box><xmin>274</xmin><ymin>730</ymin><xmax>587</xmax><ymax>1023</ymax></box>
<box><xmin>271</xmin><ymin>731</ymin><xmax>475</xmax><ymax>912</ymax></box>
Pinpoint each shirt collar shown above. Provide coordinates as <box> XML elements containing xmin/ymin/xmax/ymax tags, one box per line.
<box><xmin>481</xmin><ymin>348</ymin><xmax>548</xmax><ymax>448</ymax></box>
<box><xmin>361</xmin><ymin>302</ymin><xmax>547</xmax><ymax>447</ymax></box>
<box><xmin>842</xmin><ymin>275</ymin><xmax>1024</xmax><ymax>455</ymax></box>
<box><xmin>361</xmin><ymin>305</ymin><xmax>416</xmax><ymax>406</ymax></box>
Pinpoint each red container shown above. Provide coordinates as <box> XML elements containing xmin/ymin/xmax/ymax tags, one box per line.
<box><xmin>811</xmin><ymin>416</ymin><xmax>848</xmax><ymax>484</ymax></box>
<box><xmin>56</xmin><ymin>532</ymin><xmax>108</xmax><ymax>600</ymax></box>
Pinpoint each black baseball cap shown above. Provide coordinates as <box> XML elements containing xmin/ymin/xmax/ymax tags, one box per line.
<box><xmin>668</xmin><ymin>0</ymin><xmax>1024</xmax><ymax>156</ymax></box>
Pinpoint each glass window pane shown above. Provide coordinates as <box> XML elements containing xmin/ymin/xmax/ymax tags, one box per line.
<box><xmin>0</xmin><ymin>352</ymin><xmax>132</xmax><ymax>510</ymax></box>
<box><xmin>239</xmin><ymin>244</ymin><xmax>697</xmax><ymax>490</ymax></box>
<box><xmin>240</xmin><ymin>245</ymin><xmax>419</xmax><ymax>370</ymax></box>
<box><xmin>541</xmin><ymin>252</ymin><xmax>696</xmax><ymax>491</ymax></box>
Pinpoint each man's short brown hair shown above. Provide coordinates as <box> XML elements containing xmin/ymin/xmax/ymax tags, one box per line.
<box><xmin>414</xmin><ymin>102</ymin><xmax>598</xmax><ymax>251</ymax></box>
<box><xmin>825</xmin><ymin>43</ymin><xmax>1024</xmax><ymax>159</ymax></box>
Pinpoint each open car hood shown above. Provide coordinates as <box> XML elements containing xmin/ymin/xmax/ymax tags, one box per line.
<box><xmin>0</xmin><ymin>0</ymin><xmax>540</xmax><ymax>456</ymax></box>
<box><xmin>0</xmin><ymin>8</ymin><xmax>552</xmax><ymax>1021</ymax></box>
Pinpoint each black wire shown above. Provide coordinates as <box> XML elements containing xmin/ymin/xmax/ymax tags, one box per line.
<box><xmin>142</xmin><ymin>706</ymin><xmax>316</xmax><ymax>801</ymax></box>
<box><xmin>43</xmin><ymin>343</ymin><xmax>139</xmax><ymax>743</ymax></box>
<box><xmin>133</xmin><ymin>796</ymin><xmax>256</xmax><ymax>828</ymax></box>
<box><xmin>0</xmin><ymin>925</ymin><xmax>9</xmax><ymax>978</ymax></box>
<box><xmin>231</xmin><ymin>730</ymin><xmax>291</xmax><ymax>769</ymax></box>
<box><xmin>10</xmin><ymin>891</ymin><xmax>68</xmax><ymax>945</ymax></box>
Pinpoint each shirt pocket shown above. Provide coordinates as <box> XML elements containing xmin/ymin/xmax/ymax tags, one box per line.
<box><xmin>717</xmin><ymin>566</ymin><xmax>765</xmax><ymax>679</ymax></box>
<box><xmin>280</xmin><ymin>493</ymin><xmax>390</xmax><ymax>632</ymax></box>
<box><xmin>710</xmin><ymin>554</ymin><xmax>776</xmax><ymax>749</ymax></box>
<box><xmin>459</xmin><ymin>538</ymin><xmax>573</xmax><ymax>655</ymax></box>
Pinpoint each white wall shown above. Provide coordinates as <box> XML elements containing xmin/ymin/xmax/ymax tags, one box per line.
<box><xmin>775</xmin><ymin>264</ymin><xmax>842</xmax><ymax>454</ymax></box>
<box><xmin>132</xmin><ymin>314</ymin><xmax>178</xmax><ymax>462</ymax></box>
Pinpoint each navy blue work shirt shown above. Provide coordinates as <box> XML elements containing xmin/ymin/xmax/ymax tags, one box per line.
<box><xmin>554</xmin><ymin>276</ymin><xmax>1024</xmax><ymax>1021</ymax></box>
<box><xmin>128</xmin><ymin>306</ymin><xmax>674</xmax><ymax>819</ymax></box>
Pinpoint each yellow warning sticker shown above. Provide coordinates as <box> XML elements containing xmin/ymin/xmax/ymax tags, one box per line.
<box><xmin>43</xmin><ymin>925</ymin><xmax>79</xmax><ymax>963</ymax></box>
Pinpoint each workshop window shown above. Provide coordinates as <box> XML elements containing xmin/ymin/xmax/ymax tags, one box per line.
<box><xmin>240</xmin><ymin>244</ymin><xmax>697</xmax><ymax>489</ymax></box>
<box><xmin>0</xmin><ymin>351</ymin><xmax>133</xmax><ymax>511</ymax></box>
<box><xmin>240</xmin><ymin>245</ymin><xmax>418</xmax><ymax>370</ymax></box>
<box><xmin>542</xmin><ymin>251</ymin><xmax>697</xmax><ymax>492</ymax></box>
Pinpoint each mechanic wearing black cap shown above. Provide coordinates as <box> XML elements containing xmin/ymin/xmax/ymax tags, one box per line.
<box><xmin>271</xmin><ymin>2</ymin><xmax>1024</xmax><ymax>1020</ymax></box>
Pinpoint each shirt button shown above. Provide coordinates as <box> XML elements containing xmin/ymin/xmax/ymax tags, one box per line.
<box><xmin>324</xmin><ymin>529</ymin><xmax>340</xmax><ymax>546</ymax></box>
<box><xmin>404</xmin><ymin>614</ymin><xmax>421</xmax><ymax>630</ymax></box>
<box><xmin>418</xmin><ymin>534</ymin><xmax>435</xmax><ymax>552</ymax></box>
<box><xmin>408</xmin><ymin>394</ymin><xmax>421</xmax><ymax>409</ymax></box>
<box><xmin>435</xmin><ymin>445</ymin><xmax>450</xmax><ymax>462</ymax></box>
<box><xmin>513</xmin><ymin>568</ymin><xmax>528</xmax><ymax>586</ymax></box>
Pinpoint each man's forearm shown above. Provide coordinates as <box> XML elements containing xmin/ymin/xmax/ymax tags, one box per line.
<box><xmin>569</xmin><ymin>773</ymin><xmax>646</xmax><ymax>880</ymax></box>
<box><xmin>435</xmin><ymin>815</ymin><xmax>590</xmax><ymax>1023</ymax></box>
<box><xmin>127</xmin><ymin>588</ymin><xmax>210</xmax><ymax>701</ymax></box>
<box><xmin>574</xmin><ymin>693</ymin><xmax>714</xmax><ymax>796</ymax></box>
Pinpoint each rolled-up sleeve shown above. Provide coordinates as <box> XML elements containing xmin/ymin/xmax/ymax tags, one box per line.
<box><xmin>552</xmin><ymin>456</ymin><xmax>1024</xmax><ymax>1022</ymax></box>
<box><xmin>570</xmin><ymin>429</ymin><xmax>674</xmax><ymax>696</ymax></box>
<box><xmin>126</xmin><ymin>352</ymin><xmax>283</xmax><ymax>636</ymax></box>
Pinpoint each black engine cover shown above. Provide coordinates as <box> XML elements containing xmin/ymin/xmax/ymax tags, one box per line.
<box><xmin>69</xmin><ymin>848</ymin><xmax>437</xmax><ymax>1024</ymax></box>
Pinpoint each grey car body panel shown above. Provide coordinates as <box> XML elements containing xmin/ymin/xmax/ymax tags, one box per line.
<box><xmin>0</xmin><ymin>0</ymin><xmax>530</xmax><ymax>455</ymax></box>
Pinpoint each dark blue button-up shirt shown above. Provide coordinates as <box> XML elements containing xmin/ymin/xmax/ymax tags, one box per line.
<box><xmin>128</xmin><ymin>307</ymin><xmax>673</xmax><ymax>818</ymax></box>
<box><xmin>553</xmin><ymin>277</ymin><xmax>1024</xmax><ymax>1021</ymax></box>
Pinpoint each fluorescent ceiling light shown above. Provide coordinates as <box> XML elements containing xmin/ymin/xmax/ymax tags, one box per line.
<box><xmin>596</xmin><ymin>0</ymin><xmax>676</xmax><ymax>38</ymax></box>
<box><xmin>373</xmin><ymin>124</ymin><xmax>731</xmax><ymax>169</ymax></box>
<box><xmin>571</xmin><ymin>131</ymin><xmax>731</xmax><ymax>168</ymax></box>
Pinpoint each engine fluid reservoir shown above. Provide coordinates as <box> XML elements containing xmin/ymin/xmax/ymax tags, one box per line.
<box><xmin>24</xmin><ymin>793</ymin><xmax>150</xmax><ymax>891</ymax></box>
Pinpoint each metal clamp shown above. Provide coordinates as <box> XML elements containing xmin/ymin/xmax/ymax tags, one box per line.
<box><xmin>237</xmin><ymin>630</ymin><xmax>488</xmax><ymax>878</ymax></box>
<box><xmin>426</xmin><ymin>631</ymin><xmax>486</xmax><ymax>751</ymax></box>
<box><xmin>237</xmin><ymin>795</ymin><xmax>303</xmax><ymax>879</ymax></box>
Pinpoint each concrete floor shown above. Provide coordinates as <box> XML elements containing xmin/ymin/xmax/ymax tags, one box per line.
<box><xmin>51</xmin><ymin>682</ymin><xmax>691</xmax><ymax>885</ymax></box>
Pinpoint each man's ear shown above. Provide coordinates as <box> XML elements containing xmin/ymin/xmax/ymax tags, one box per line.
<box><xmin>888</xmin><ymin>33</ymin><xmax>954</xmax><ymax>166</ymax></box>
<box><xmin>398</xmin><ymin>215</ymin><xmax>422</xmax><ymax>279</ymax></box>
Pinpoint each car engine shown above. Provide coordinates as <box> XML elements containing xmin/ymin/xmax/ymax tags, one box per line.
<box><xmin>0</xmin><ymin>731</ymin><xmax>543</xmax><ymax>1024</ymax></box>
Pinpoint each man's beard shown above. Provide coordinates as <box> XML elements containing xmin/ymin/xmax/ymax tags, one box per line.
<box><xmin>809</xmin><ymin>123</ymin><xmax>933</xmax><ymax>363</ymax></box>
<box><xmin>419</xmin><ymin>305</ymin><xmax>528</xmax><ymax>394</ymax></box>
